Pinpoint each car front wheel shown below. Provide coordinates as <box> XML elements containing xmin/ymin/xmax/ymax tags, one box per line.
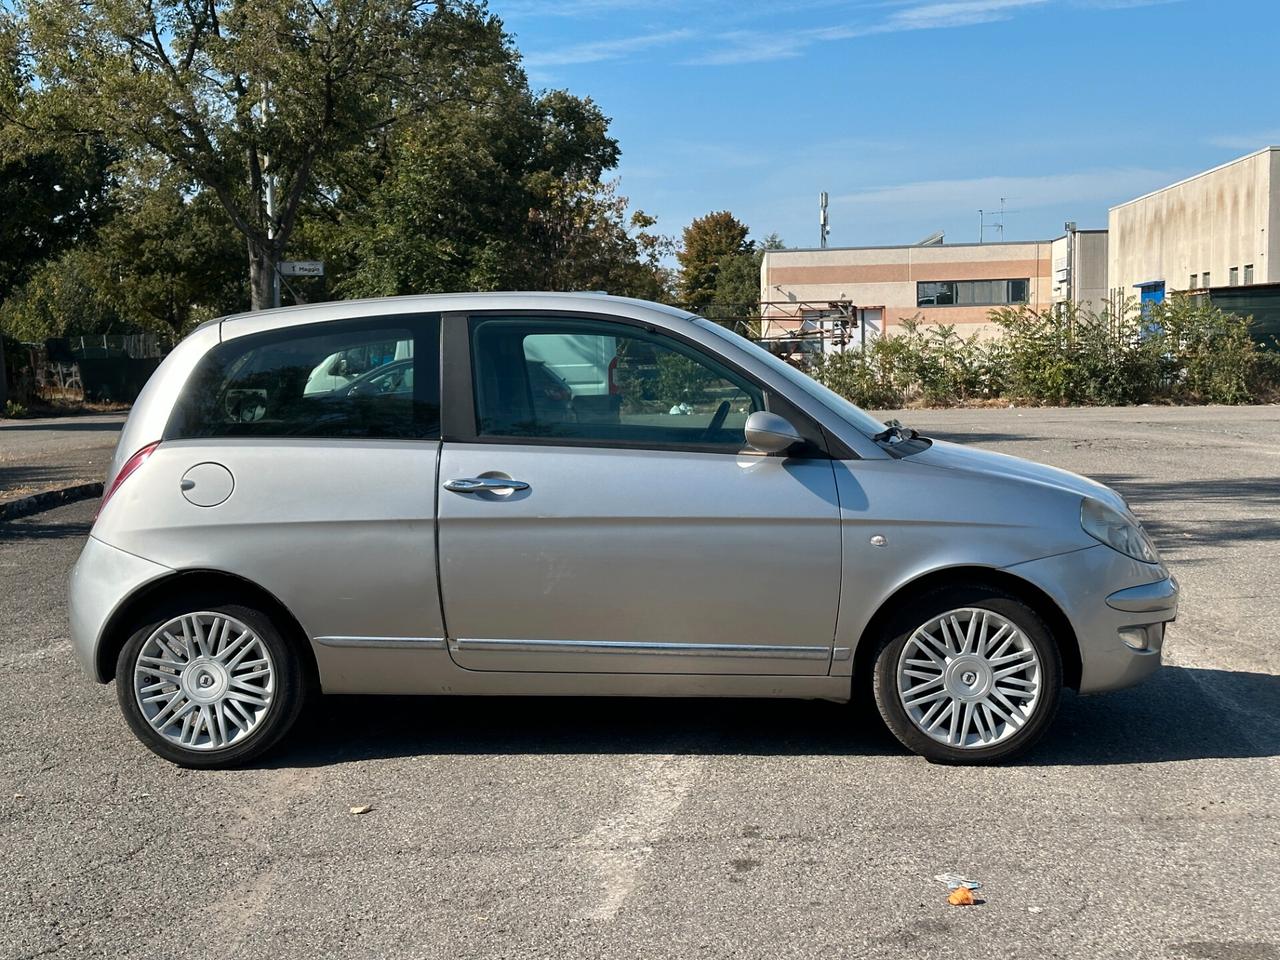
<box><xmin>116</xmin><ymin>599</ymin><xmax>307</xmax><ymax>768</ymax></box>
<box><xmin>871</xmin><ymin>585</ymin><xmax>1063</xmax><ymax>764</ymax></box>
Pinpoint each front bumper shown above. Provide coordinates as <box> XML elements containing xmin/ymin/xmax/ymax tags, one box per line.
<box><xmin>1004</xmin><ymin>545</ymin><xmax>1178</xmax><ymax>694</ymax></box>
<box><xmin>68</xmin><ymin>535</ymin><xmax>173</xmax><ymax>682</ymax></box>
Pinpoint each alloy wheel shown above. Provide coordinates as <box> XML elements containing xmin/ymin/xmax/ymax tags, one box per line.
<box><xmin>132</xmin><ymin>612</ymin><xmax>276</xmax><ymax>751</ymax></box>
<box><xmin>895</xmin><ymin>606</ymin><xmax>1042</xmax><ymax>749</ymax></box>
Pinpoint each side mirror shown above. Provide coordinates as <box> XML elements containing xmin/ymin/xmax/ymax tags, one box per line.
<box><xmin>744</xmin><ymin>411</ymin><xmax>804</xmax><ymax>454</ymax></box>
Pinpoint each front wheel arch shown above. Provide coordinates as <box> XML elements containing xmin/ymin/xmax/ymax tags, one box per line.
<box><xmin>96</xmin><ymin>570</ymin><xmax>318</xmax><ymax>692</ymax></box>
<box><xmin>851</xmin><ymin>565</ymin><xmax>1082</xmax><ymax>696</ymax></box>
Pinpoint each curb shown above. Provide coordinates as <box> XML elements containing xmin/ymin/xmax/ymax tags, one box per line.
<box><xmin>0</xmin><ymin>482</ymin><xmax>104</xmax><ymax>522</ymax></box>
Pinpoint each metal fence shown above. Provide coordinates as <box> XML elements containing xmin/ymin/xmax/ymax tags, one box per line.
<box><xmin>3</xmin><ymin>334</ymin><xmax>170</xmax><ymax>405</ymax></box>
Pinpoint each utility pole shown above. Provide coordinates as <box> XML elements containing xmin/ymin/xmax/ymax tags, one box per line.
<box><xmin>266</xmin><ymin>162</ymin><xmax>280</xmax><ymax>309</ymax></box>
<box><xmin>262</xmin><ymin>86</ymin><xmax>281</xmax><ymax>310</ymax></box>
<box><xmin>819</xmin><ymin>192</ymin><xmax>829</xmax><ymax>249</ymax></box>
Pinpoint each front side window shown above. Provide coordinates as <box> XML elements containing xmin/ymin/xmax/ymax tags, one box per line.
<box><xmin>1245</xmin><ymin>264</ymin><xmax>1254</xmax><ymax>284</ymax></box>
<box><xmin>470</xmin><ymin>316</ymin><xmax>763</xmax><ymax>450</ymax></box>
<box><xmin>1229</xmin><ymin>267</ymin><xmax>1239</xmax><ymax>286</ymax></box>
<box><xmin>917</xmin><ymin>279</ymin><xmax>1029</xmax><ymax>308</ymax></box>
<box><xmin>168</xmin><ymin>316</ymin><xmax>440</xmax><ymax>440</ymax></box>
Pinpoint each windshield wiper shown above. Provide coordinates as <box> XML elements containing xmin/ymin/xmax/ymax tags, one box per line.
<box><xmin>873</xmin><ymin>420</ymin><xmax>919</xmax><ymax>444</ymax></box>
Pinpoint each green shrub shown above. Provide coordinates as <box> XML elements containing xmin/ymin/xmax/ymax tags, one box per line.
<box><xmin>813</xmin><ymin>298</ymin><xmax>1276</xmax><ymax>408</ymax></box>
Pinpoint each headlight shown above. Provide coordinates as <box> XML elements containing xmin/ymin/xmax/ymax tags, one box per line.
<box><xmin>1080</xmin><ymin>497</ymin><xmax>1160</xmax><ymax>564</ymax></box>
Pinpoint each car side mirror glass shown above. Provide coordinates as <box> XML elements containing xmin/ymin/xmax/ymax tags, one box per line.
<box><xmin>744</xmin><ymin>411</ymin><xmax>803</xmax><ymax>454</ymax></box>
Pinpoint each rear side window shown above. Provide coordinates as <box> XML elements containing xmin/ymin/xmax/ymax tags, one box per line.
<box><xmin>167</xmin><ymin>315</ymin><xmax>440</xmax><ymax>440</ymax></box>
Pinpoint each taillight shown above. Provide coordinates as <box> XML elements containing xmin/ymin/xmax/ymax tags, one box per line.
<box><xmin>607</xmin><ymin>355</ymin><xmax>620</xmax><ymax>395</ymax></box>
<box><xmin>95</xmin><ymin>441</ymin><xmax>161</xmax><ymax>521</ymax></box>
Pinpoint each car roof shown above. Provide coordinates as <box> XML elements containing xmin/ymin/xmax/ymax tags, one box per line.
<box><xmin>217</xmin><ymin>292</ymin><xmax>697</xmax><ymax>341</ymax></box>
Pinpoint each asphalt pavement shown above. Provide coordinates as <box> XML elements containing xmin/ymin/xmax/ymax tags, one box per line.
<box><xmin>0</xmin><ymin>413</ymin><xmax>127</xmax><ymax>500</ymax></box>
<box><xmin>1</xmin><ymin>405</ymin><xmax>1278</xmax><ymax>960</ymax></box>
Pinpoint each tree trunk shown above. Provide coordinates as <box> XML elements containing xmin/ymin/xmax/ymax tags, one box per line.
<box><xmin>248</xmin><ymin>239</ymin><xmax>277</xmax><ymax>311</ymax></box>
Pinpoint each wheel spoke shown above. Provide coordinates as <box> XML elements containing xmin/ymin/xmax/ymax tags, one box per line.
<box><xmin>137</xmin><ymin>654</ymin><xmax>183</xmax><ymax>673</ymax></box>
<box><xmin>916</xmin><ymin>629</ymin><xmax>951</xmax><ymax>661</ymax></box>
<box><xmin>227</xmin><ymin>688</ymin><xmax>269</xmax><ymax>708</ymax></box>
<box><xmin>918</xmin><ymin>697</ymin><xmax>948</xmax><ymax>730</ymax></box>
<box><xmin>904</xmin><ymin>685</ymin><xmax>948</xmax><ymax>709</ymax></box>
<box><xmin>926</xmin><ymin>700</ymin><xmax>954</xmax><ymax>733</ymax></box>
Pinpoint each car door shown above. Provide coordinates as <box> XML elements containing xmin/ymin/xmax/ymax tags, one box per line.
<box><xmin>436</xmin><ymin>311</ymin><xmax>842</xmax><ymax>676</ymax></box>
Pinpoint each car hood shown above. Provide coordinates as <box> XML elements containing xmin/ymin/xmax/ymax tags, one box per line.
<box><xmin>910</xmin><ymin>439</ymin><xmax>1129</xmax><ymax>512</ymax></box>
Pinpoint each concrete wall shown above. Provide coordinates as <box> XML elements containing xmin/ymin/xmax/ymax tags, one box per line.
<box><xmin>1108</xmin><ymin>147</ymin><xmax>1279</xmax><ymax>303</ymax></box>
<box><xmin>759</xmin><ymin>240</ymin><xmax>1054</xmax><ymax>340</ymax></box>
<box><xmin>1050</xmin><ymin>230</ymin><xmax>1109</xmax><ymax>314</ymax></box>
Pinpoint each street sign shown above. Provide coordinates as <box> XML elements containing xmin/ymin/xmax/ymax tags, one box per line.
<box><xmin>279</xmin><ymin>260</ymin><xmax>324</xmax><ymax>277</ymax></box>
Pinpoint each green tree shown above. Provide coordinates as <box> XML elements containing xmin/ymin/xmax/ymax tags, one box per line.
<box><xmin>0</xmin><ymin>23</ymin><xmax>117</xmax><ymax>301</ymax></box>
<box><xmin>676</xmin><ymin>211</ymin><xmax>751</xmax><ymax>310</ymax></box>
<box><xmin>313</xmin><ymin>84</ymin><xmax>670</xmax><ymax>300</ymax></box>
<box><xmin>703</xmin><ymin>233</ymin><xmax>782</xmax><ymax>335</ymax></box>
<box><xmin>7</xmin><ymin>0</ymin><xmax>515</xmax><ymax>310</ymax></box>
<box><xmin>94</xmin><ymin>175</ymin><xmax>247</xmax><ymax>336</ymax></box>
<box><xmin>0</xmin><ymin>247</ymin><xmax>123</xmax><ymax>342</ymax></box>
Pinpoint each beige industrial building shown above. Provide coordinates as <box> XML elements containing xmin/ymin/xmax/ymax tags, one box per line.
<box><xmin>758</xmin><ymin>146</ymin><xmax>1278</xmax><ymax>351</ymax></box>
<box><xmin>1108</xmin><ymin>146</ymin><xmax>1280</xmax><ymax>305</ymax></box>
<box><xmin>760</xmin><ymin>234</ymin><xmax>1105</xmax><ymax>345</ymax></box>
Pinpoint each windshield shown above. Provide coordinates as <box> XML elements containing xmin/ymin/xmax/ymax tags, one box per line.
<box><xmin>692</xmin><ymin>318</ymin><xmax>887</xmax><ymax>437</ymax></box>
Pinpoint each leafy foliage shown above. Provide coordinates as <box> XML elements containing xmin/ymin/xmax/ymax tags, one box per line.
<box><xmin>8</xmin><ymin>0</ymin><xmax>518</xmax><ymax>307</ymax></box>
<box><xmin>814</xmin><ymin>300</ymin><xmax>1276</xmax><ymax>409</ymax></box>
<box><xmin>0</xmin><ymin>0</ymin><xmax>675</xmax><ymax>345</ymax></box>
<box><xmin>676</xmin><ymin>211</ymin><xmax>751</xmax><ymax>310</ymax></box>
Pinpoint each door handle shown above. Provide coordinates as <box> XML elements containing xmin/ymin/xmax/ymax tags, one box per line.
<box><xmin>443</xmin><ymin>477</ymin><xmax>530</xmax><ymax>494</ymax></box>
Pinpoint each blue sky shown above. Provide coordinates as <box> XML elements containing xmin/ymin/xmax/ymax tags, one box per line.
<box><xmin>496</xmin><ymin>0</ymin><xmax>1280</xmax><ymax>249</ymax></box>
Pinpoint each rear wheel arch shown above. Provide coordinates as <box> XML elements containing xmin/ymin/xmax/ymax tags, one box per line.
<box><xmin>96</xmin><ymin>570</ymin><xmax>318</xmax><ymax>690</ymax></box>
<box><xmin>851</xmin><ymin>565</ymin><xmax>1082</xmax><ymax>695</ymax></box>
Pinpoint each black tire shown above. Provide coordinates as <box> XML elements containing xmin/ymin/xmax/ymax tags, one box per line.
<box><xmin>115</xmin><ymin>595</ymin><xmax>309</xmax><ymax>768</ymax></box>
<box><xmin>870</xmin><ymin>584</ymin><xmax>1062</xmax><ymax>765</ymax></box>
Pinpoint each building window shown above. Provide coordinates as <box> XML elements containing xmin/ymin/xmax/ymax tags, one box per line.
<box><xmin>1245</xmin><ymin>264</ymin><xmax>1254</xmax><ymax>284</ymax></box>
<box><xmin>1190</xmin><ymin>273</ymin><xmax>1197</xmax><ymax>289</ymax></box>
<box><xmin>1201</xmin><ymin>271</ymin><xmax>1211</xmax><ymax>287</ymax></box>
<box><xmin>1229</xmin><ymin>267</ymin><xmax>1239</xmax><ymax>286</ymax></box>
<box><xmin>916</xmin><ymin>279</ymin><xmax>1030</xmax><ymax>308</ymax></box>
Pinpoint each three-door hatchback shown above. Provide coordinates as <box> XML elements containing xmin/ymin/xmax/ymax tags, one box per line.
<box><xmin>69</xmin><ymin>293</ymin><xmax>1178</xmax><ymax>767</ymax></box>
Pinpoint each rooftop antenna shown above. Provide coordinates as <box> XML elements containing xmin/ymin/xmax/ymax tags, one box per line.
<box><xmin>819</xmin><ymin>192</ymin><xmax>830</xmax><ymax>249</ymax></box>
<box><xmin>979</xmin><ymin>197</ymin><xmax>1020</xmax><ymax>242</ymax></box>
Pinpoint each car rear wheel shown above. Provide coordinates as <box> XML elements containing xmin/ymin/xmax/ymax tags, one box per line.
<box><xmin>871</xmin><ymin>585</ymin><xmax>1062</xmax><ymax>764</ymax></box>
<box><xmin>116</xmin><ymin>598</ymin><xmax>307</xmax><ymax>768</ymax></box>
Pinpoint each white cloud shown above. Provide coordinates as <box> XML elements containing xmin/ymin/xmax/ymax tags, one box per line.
<box><xmin>1205</xmin><ymin>132</ymin><xmax>1280</xmax><ymax>153</ymax></box>
<box><xmin>523</xmin><ymin>28</ymin><xmax>693</xmax><ymax>68</ymax></box>
<box><xmin>693</xmin><ymin>0</ymin><xmax>1049</xmax><ymax>66</ymax></box>
<box><xmin>834</xmin><ymin>166</ymin><xmax>1186</xmax><ymax>215</ymax></box>
<box><xmin>1070</xmin><ymin>0</ymin><xmax>1183</xmax><ymax>8</ymax></box>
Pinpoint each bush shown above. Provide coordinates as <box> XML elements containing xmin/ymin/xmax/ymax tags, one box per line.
<box><xmin>813</xmin><ymin>298</ymin><xmax>1276</xmax><ymax>408</ymax></box>
<box><xmin>812</xmin><ymin>318</ymin><xmax>1007</xmax><ymax>409</ymax></box>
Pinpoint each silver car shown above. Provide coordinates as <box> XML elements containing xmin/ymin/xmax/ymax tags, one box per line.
<box><xmin>68</xmin><ymin>293</ymin><xmax>1178</xmax><ymax>767</ymax></box>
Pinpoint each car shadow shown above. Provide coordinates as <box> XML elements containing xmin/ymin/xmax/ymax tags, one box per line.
<box><xmin>0</xmin><ymin>418</ymin><xmax>125</xmax><ymax>432</ymax></box>
<box><xmin>269</xmin><ymin>664</ymin><xmax>1278</xmax><ymax>769</ymax></box>
<box><xmin>0</xmin><ymin>516</ymin><xmax>95</xmax><ymax>541</ymax></box>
